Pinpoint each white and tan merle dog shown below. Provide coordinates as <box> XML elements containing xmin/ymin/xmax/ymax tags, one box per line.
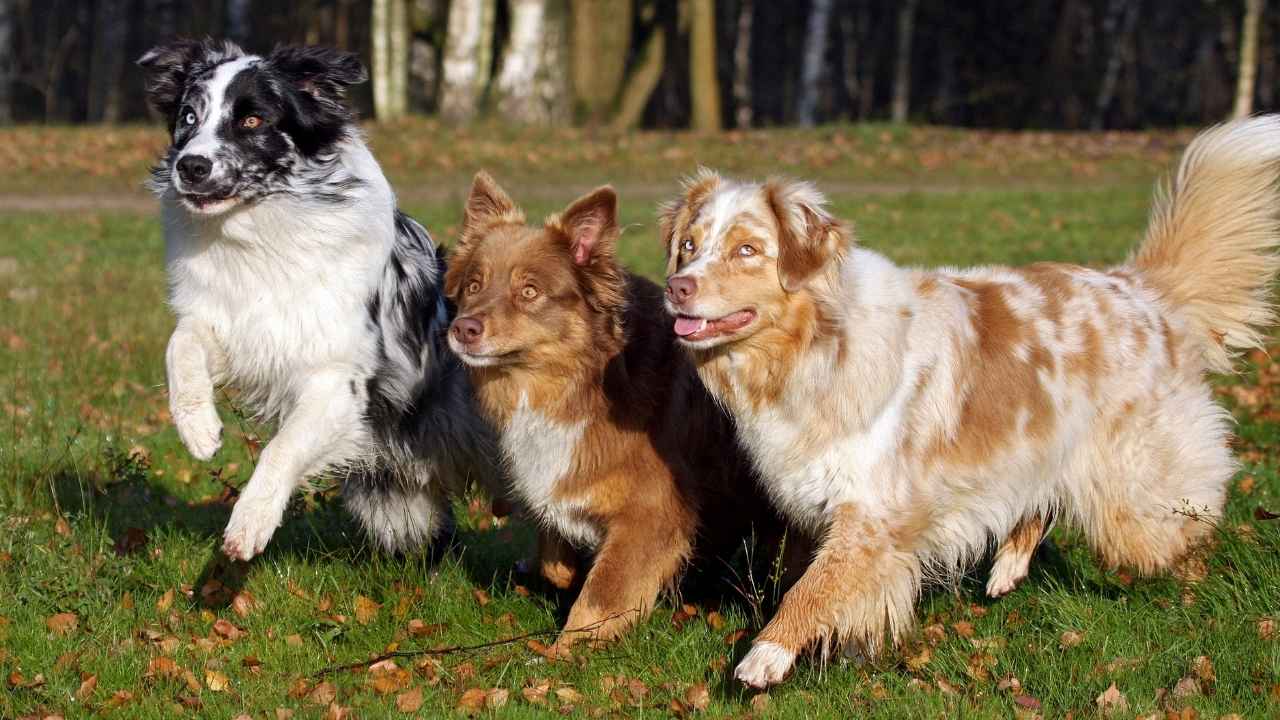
<box><xmin>139</xmin><ymin>39</ymin><xmax>499</xmax><ymax>560</ymax></box>
<box><xmin>661</xmin><ymin>118</ymin><xmax>1280</xmax><ymax>687</ymax></box>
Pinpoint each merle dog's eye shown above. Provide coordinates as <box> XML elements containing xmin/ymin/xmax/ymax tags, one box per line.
<box><xmin>681</xmin><ymin>238</ymin><xmax>695</xmax><ymax>253</ymax></box>
<box><xmin>520</xmin><ymin>285</ymin><xmax>538</xmax><ymax>300</ymax></box>
<box><xmin>241</xmin><ymin>115</ymin><xmax>263</xmax><ymax>130</ymax></box>
<box><xmin>183</xmin><ymin>111</ymin><xmax>196</xmax><ymax>127</ymax></box>
<box><xmin>737</xmin><ymin>244</ymin><xmax>757</xmax><ymax>257</ymax></box>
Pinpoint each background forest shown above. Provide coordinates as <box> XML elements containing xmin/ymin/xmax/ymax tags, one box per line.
<box><xmin>0</xmin><ymin>0</ymin><xmax>1274</xmax><ymax>130</ymax></box>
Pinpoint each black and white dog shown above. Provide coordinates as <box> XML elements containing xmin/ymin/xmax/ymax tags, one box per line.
<box><xmin>138</xmin><ymin>39</ymin><xmax>500</xmax><ymax>560</ymax></box>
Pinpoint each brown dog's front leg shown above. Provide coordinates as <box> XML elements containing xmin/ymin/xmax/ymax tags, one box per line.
<box><xmin>552</xmin><ymin>512</ymin><xmax>692</xmax><ymax>651</ymax></box>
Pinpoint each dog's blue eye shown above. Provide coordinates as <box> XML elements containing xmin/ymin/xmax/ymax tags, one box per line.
<box><xmin>184</xmin><ymin>112</ymin><xmax>196</xmax><ymax>126</ymax></box>
<box><xmin>681</xmin><ymin>239</ymin><xmax>695</xmax><ymax>253</ymax></box>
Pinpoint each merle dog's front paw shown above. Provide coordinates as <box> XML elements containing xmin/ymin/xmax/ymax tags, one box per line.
<box><xmin>221</xmin><ymin>494</ymin><xmax>285</xmax><ymax>561</ymax></box>
<box><xmin>173</xmin><ymin>401</ymin><xmax>223</xmax><ymax>461</ymax></box>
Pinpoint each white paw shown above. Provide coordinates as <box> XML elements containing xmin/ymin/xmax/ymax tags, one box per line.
<box><xmin>734</xmin><ymin>641</ymin><xmax>797</xmax><ymax>689</ymax></box>
<box><xmin>173</xmin><ymin>401</ymin><xmax>223</xmax><ymax>461</ymax></box>
<box><xmin>222</xmin><ymin>494</ymin><xmax>286</xmax><ymax>561</ymax></box>
<box><xmin>985</xmin><ymin>556</ymin><xmax>1029</xmax><ymax>598</ymax></box>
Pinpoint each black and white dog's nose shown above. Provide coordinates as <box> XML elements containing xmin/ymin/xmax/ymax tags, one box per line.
<box><xmin>177</xmin><ymin>155</ymin><xmax>213</xmax><ymax>185</ymax></box>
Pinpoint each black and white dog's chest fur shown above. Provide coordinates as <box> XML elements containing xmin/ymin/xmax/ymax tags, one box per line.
<box><xmin>141</xmin><ymin>39</ymin><xmax>499</xmax><ymax>560</ymax></box>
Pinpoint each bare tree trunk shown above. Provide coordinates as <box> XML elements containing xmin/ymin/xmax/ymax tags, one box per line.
<box><xmin>227</xmin><ymin>0</ymin><xmax>252</xmax><ymax>45</ymax></box>
<box><xmin>732</xmin><ymin>0</ymin><xmax>753</xmax><ymax>128</ymax></box>
<box><xmin>689</xmin><ymin>0</ymin><xmax>721</xmax><ymax>130</ymax></box>
<box><xmin>0</xmin><ymin>0</ymin><xmax>15</xmax><ymax>124</ymax></box>
<box><xmin>373</xmin><ymin>0</ymin><xmax>412</xmax><ymax>119</ymax></box>
<box><xmin>612</xmin><ymin>24</ymin><xmax>666</xmax><ymax>130</ymax></box>
<box><xmin>797</xmin><ymin>0</ymin><xmax>831</xmax><ymax>126</ymax></box>
<box><xmin>839</xmin><ymin>12</ymin><xmax>858</xmax><ymax>121</ymax></box>
<box><xmin>856</xmin><ymin>2</ymin><xmax>877</xmax><ymax>120</ymax></box>
<box><xmin>1091</xmin><ymin>0</ymin><xmax>1138</xmax><ymax>129</ymax></box>
<box><xmin>890</xmin><ymin>0</ymin><xmax>918</xmax><ymax>123</ymax></box>
<box><xmin>571</xmin><ymin>0</ymin><xmax>632</xmax><ymax>123</ymax></box>
<box><xmin>440</xmin><ymin>0</ymin><xmax>496</xmax><ymax>123</ymax></box>
<box><xmin>1234</xmin><ymin>0</ymin><xmax>1265</xmax><ymax>118</ymax></box>
<box><xmin>389</xmin><ymin>0</ymin><xmax>410</xmax><ymax>117</ymax></box>
<box><xmin>88</xmin><ymin>0</ymin><xmax>129</xmax><ymax>123</ymax></box>
<box><xmin>495</xmin><ymin>0</ymin><xmax>570</xmax><ymax>125</ymax></box>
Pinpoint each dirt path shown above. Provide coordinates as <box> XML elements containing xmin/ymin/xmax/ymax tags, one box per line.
<box><xmin>0</xmin><ymin>180</ymin><xmax>1125</xmax><ymax>213</ymax></box>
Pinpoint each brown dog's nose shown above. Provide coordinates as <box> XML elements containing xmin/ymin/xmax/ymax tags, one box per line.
<box><xmin>666</xmin><ymin>275</ymin><xmax>698</xmax><ymax>303</ymax></box>
<box><xmin>451</xmin><ymin>316</ymin><xmax>484</xmax><ymax>344</ymax></box>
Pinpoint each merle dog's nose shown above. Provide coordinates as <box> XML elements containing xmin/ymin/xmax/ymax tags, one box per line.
<box><xmin>666</xmin><ymin>275</ymin><xmax>698</xmax><ymax>303</ymax></box>
<box><xmin>177</xmin><ymin>155</ymin><xmax>212</xmax><ymax>185</ymax></box>
<box><xmin>451</xmin><ymin>316</ymin><xmax>484</xmax><ymax>344</ymax></box>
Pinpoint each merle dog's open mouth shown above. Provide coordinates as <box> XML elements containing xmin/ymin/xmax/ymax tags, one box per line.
<box><xmin>180</xmin><ymin>190</ymin><xmax>238</xmax><ymax>211</ymax></box>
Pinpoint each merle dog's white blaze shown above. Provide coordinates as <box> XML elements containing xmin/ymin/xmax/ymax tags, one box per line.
<box><xmin>139</xmin><ymin>39</ymin><xmax>503</xmax><ymax>560</ymax></box>
<box><xmin>173</xmin><ymin>55</ymin><xmax>260</xmax><ymax>200</ymax></box>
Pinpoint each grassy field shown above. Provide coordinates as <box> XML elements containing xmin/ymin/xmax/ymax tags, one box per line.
<box><xmin>1</xmin><ymin>123</ymin><xmax>1278</xmax><ymax>718</ymax></box>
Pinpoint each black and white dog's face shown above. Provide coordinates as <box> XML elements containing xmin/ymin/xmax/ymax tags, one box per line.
<box><xmin>138</xmin><ymin>39</ymin><xmax>367</xmax><ymax>215</ymax></box>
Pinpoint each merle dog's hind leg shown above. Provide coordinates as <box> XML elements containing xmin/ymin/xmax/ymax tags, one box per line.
<box><xmin>343</xmin><ymin>468</ymin><xmax>456</xmax><ymax>555</ymax></box>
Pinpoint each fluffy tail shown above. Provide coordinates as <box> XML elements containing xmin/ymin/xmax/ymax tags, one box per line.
<box><xmin>1133</xmin><ymin>115</ymin><xmax>1280</xmax><ymax>373</ymax></box>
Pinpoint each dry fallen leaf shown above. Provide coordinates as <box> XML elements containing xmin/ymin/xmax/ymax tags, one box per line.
<box><xmin>952</xmin><ymin>621</ymin><xmax>975</xmax><ymax>638</ymax></box>
<box><xmin>522</xmin><ymin>681</ymin><xmax>550</xmax><ymax>705</ymax></box>
<box><xmin>1171</xmin><ymin>676</ymin><xmax>1200</xmax><ymax>698</ymax></box>
<box><xmin>355</xmin><ymin>595</ymin><xmax>381</xmax><ymax>625</ymax></box>
<box><xmin>472</xmin><ymin>589</ymin><xmax>491</xmax><ymax>607</ymax></box>
<box><xmin>156</xmin><ymin>589</ymin><xmax>175</xmax><ymax>612</ymax></box>
<box><xmin>396</xmin><ymin>687</ymin><xmax>424</xmax><ymax>712</ymax></box>
<box><xmin>407</xmin><ymin>619</ymin><xmax>444</xmax><ymax>638</ymax></box>
<box><xmin>212</xmin><ymin>618</ymin><xmax>245</xmax><ymax>640</ymax></box>
<box><xmin>75</xmin><ymin>674</ymin><xmax>97</xmax><ymax>702</ymax></box>
<box><xmin>906</xmin><ymin>645</ymin><xmax>932</xmax><ymax>671</ymax></box>
<box><xmin>486</xmin><ymin>688</ymin><xmax>509</xmax><ymax>709</ymax></box>
<box><xmin>307</xmin><ymin>680</ymin><xmax>337</xmax><ymax>705</ymax></box>
<box><xmin>555</xmin><ymin>686</ymin><xmax>584</xmax><ymax>704</ymax></box>
<box><xmin>1190</xmin><ymin>655</ymin><xmax>1215</xmax><ymax>683</ymax></box>
<box><xmin>146</xmin><ymin>656</ymin><xmax>181</xmax><ymax>679</ymax></box>
<box><xmin>46</xmin><ymin>612</ymin><xmax>78</xmax><ymax>636</ymax></box>
<box><xmin>1059</xmin><ymin>630</ymin><xmax>1083</xmax><ymax>649</ymax></box>
<box><xmin>750</xmin><ymin>693</ymin><xmax>771</xmax><ymax>712</ymax></box>
<box><xmin>705</xmin><ymin>611</ymin><xmax>725</xmax><ymax>630</ymax></box>
<box><xmin>1258</xmin><ymin>617</ymin><xmax>1276</xmax><ymax>640</ymax></box>
<box><xmin>367</xmin><ymin>660</ymin><xmax>412</xmax><ymax>695</ymax></box>
<box><xmin>231</xmin><ymin>590</ymin><xmax>259</xmax><ymax>618</ymax></box>
<box><xmin>204</xmin><ymin>669</ymin><xmax>230</xmax><ymax>692</ymax></box>
<box><xmin>457</xmin><ymin>688</ymin><xmax>489</xmax><ymax>714</ymax></box>
<box><xmin>685</xmin><ymin>682</ymin><xmax>711</xmax><ymax>711</ymax></box>
<box><xmin>1096</xmin><ymin>682</ymin><xmax>1128</xmax><ymax>714</ymax></box>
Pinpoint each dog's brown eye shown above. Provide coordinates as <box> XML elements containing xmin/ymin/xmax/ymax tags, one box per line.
<box><xmin>241</xmin><ymin>115</ymin><xmax>263</xmax><ymax>130</ymax></box>
<box><xmin>521</xmin><ymin>285</ymin><xmax>538</xmax><ymax>300</ymax></box>
<box><xmin>466</xmin><ymin>280</ymin><xmax>481</xmax><ymax>295</ymax></box>
<box><xmin>737</xmin><ymin>244</ymin><xmax>757</xmax><ymax>257</ymax></box>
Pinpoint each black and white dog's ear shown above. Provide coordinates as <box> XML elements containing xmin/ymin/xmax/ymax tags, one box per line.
<box><xmin>267</xmin><ymin>45</ymin><xmax>368</xmax><ymax>102</ymax></box>
<box><xmin>137</xmin><ymin>38</ymin><xmax>244</xmax><ymax>121</ymax></box>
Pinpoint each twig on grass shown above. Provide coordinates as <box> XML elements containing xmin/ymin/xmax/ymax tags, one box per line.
<box><xmin>312</xmin><ymin>611</ymin><xmax>632</xmax><ymax>677</ymax></box>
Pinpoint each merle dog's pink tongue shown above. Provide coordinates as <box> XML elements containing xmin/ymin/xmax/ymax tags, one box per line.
<box><xmin>674</xmin><ymin>316</ymin><xmax>707</xmax><ymax>337</ymax></box>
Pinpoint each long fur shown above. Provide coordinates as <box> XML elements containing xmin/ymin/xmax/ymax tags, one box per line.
<box><xmin>142</xmin><ymin>40</ymin><xmax>499</xmax><ymax>559</ymax></box>
<box><xmin>659</xmin><ymin>117</ymin><xmax>1280</xmax><ymax>689</ymax></box>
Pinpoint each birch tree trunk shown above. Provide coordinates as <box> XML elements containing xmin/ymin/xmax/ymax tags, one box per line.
<box><xmin>440</xmin><ymin>0</ymin><xmax>496</xmax><ymax>123</ymax></box>
<box><xmin>571</xmin><ymin>0</ymin><xmax>632</xmax><ymax>123</ymax></box>
<box><xmin>1233</xmin><ymin>0</ymin><xmax>1265</xmax><ymax>118</ymax></box>
<box><xmin>0</xmin><ymin>0</ymin><xmax>16</xmax><ymax>124</ymax></box>
<box><xmin>689</xmin><ymin>0</ymin><xmax>721</xmax><ymax>131</ymax></box>
<box><xmin>890</xmin><ymin>0</ymin><xmax>919</xmax><ymax>123</ymax></box>
<box><xmin>797</xmin><ymin>0</ymin><xmax>831</xmax><ymax>127</ymax></box>
<box><xmin>732</xmin><ymin>0</ymin><xmax>753</xmax><ymax>128</ymax></box>
<box><xmin>494</xmin><ymin>0</ymin><xmax>570</xmax><ymax>125</ymax></box>
<box><xmin>373</xmin><ymin>0</ymin><xmax>411</xmax><ymax>120</ymax></box>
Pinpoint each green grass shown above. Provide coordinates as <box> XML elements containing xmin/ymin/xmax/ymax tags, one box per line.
<box><xmin>1</xmin><ymin>131</ymin><xmax>1279</xmax><ymax>718</ymax></box>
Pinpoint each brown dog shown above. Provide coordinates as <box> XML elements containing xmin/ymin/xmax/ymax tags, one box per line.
<box><xmin>444</xmin><ymin>172</ymin><xmax>783</xmax><ymax>649</ymax></box>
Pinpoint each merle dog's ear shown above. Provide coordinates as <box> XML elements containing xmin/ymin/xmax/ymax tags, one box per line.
<box><xmin>267</xmin><ymin>45</ymin><xmax>367</xmax><ymax>102</ymax></box>
<box><xmin>659</xmin><ymin>168</ymin><xmax>721</xmax><ymax>276</ymax></box>
<box><xmin>763</xmin><ymin>178</ymin><xmax>850</xmax><ymax>293</ymax></box>
<box><xmin>137</xmin><ymin>38</ymin><xmax>244</xmax><ymax>122</ymax></box>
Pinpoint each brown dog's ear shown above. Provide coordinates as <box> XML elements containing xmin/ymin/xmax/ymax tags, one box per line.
<box><xmin>659</xmin><ymin>169</ymin><xmax>722</xmax><ymax>275</ymax></box>
<box><xmin>461</xmin><ymin>171</ymin><xmax>523</xmax><ymax>243</ymax></box>
<box><xmin>557</xmin><ymin>186</ymin><xmax>618</xmax><ymax>265</ymax></box>
<box><xmin>764</xmin><ymin>179</ymin><xmax>849</xmax><ymax>293</ymax></box>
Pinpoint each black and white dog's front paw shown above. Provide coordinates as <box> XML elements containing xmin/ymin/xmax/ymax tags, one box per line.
<box><xmin>222</xmin><ymin>492</ymin><xmax>287</xmax><ymax>561</ymax></box>
<box><xmin>173</xmin><ymin>402</ymin><xmax>223</xmax><ymax>461</ymax></box>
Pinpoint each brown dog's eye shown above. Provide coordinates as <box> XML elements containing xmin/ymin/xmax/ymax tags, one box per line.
<box><xmin>737</xmin><ymin>244</ymin><xmax>757</xmax><ymax>257</ymax></box>
<box><xmin>241</xmin><ymin>115</ymin><xmax>263</xmax><ymax>130</ymax></box>
<box><xmin>466</xmin><ymin>280</ymin><xmax>481</xmax><ymax>295</ymax></box>
<box><xmin>520</xmin><ymin>285</ymin><xmax>538</xmax><ymax>300</ymax></box>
